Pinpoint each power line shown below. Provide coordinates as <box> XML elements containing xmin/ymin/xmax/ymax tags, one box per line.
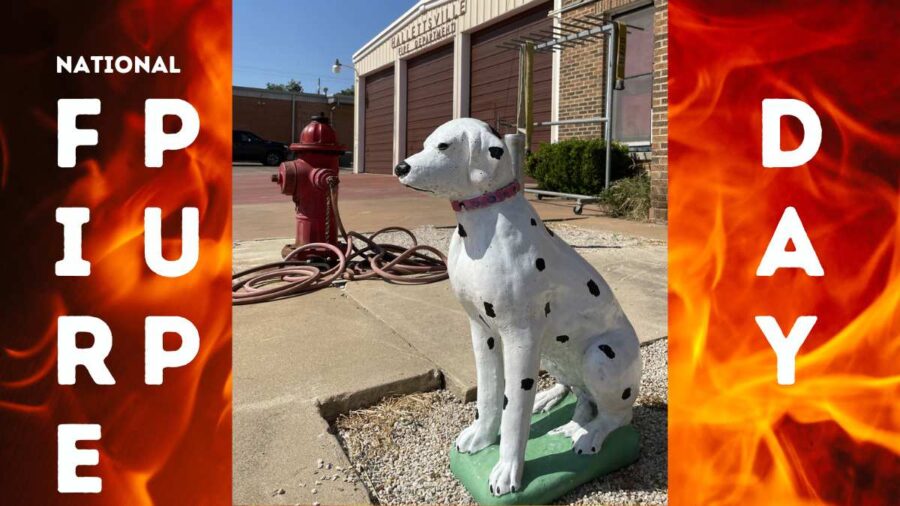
<box><xmin>233</xmin><ymin>64</ymin><xmax>353</xmax><ymax>84</ymax></box>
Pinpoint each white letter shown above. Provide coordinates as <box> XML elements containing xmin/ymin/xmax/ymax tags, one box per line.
<box><xmin>762</xmin><ymin>98</ymin><xmax>822</xmax><ymax>168</ymax></box>
<box><xmin>56</xmin><ymin>207</ymin><xmax>90</xmax><ymax>276</ymax></box>
<box><xmin>73</xmin><ymin>57</ymin><xmax>89</xmax><ymax>73</ymax></box>
<box><xmin>144</xmin><ymin>207</ymin><xmax>199</xmax><ymax>277</ymax></box>
<box><xmin>57</xmin><ymin>316</ymin><xmax>115</xmax><ymax>385</ymax></box>
<box><xmin>755</xmin><ymin>315</ymin><xmax>817</xmax><ymax>385</ymax></box>
<box><xmin>145</xmin><ymin>316</ymin><xmax>200</xmax><ymax>385</ymax></box>
<box><xmin>756</xmin><ymin>207</ymin><xmax>824</xmax><ymax>277</ymax></box>
<box><xmin>58</xmin><ymin>99</ymin><xmax>100</xmax><ymax>168</ymax></box>
<box><xmin>144</xmin><ymin>99</ymin><xmax>199</xmax><ymax>167</ymax></box>
<box><xmin>58</xmin><ymin>424</ymin><xmax>102</xmax><ymax>493</ymax></box>
<box><xmin>56</xmin><ymin>56</ymin><xmax>72</xmax><ymax>74</ymax></box>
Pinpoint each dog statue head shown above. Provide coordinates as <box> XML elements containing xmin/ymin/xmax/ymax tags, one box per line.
<box><xmin>396</xmin><ymin>118</ymin><xmax>522</xmax><ymax>200</ymax></box>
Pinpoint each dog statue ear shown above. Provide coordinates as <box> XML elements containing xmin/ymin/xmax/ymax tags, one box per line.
<box><xmin>503</xmin><ymin>134</ymin><xmax>525</xmax><ymax>184</ymax></box>
<box><xmin>488</xmin><ymin>146</ymin><xmax>504</xmax><ymax>159</ymax></box>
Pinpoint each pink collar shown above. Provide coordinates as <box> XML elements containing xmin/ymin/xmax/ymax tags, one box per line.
<box><xmin>451</xmin><ymin>181</ymin><xmax>522</xmax><ymax>212</ymax></box>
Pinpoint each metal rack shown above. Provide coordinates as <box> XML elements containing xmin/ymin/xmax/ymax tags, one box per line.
<box><xmin>496</xmin><ymin>13</ymin><xmax>635</xmax><ymax>214</ymax></box>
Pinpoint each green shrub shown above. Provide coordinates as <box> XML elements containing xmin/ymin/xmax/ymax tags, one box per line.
<box><xmin>598</xmin><ymin>173</ymin><xmax>651</xmax><ymax>220</ymax></box>
<box><xmin>525</xmin><ymin>139</ymin><xmax>633</xmax><ymax>196</ymax></box>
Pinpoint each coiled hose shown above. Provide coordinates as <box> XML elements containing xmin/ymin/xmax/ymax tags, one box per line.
<box><xmin>232</xmin><ymin>176</ymin><xmax>448</xmax><ymax>305</ymax></box>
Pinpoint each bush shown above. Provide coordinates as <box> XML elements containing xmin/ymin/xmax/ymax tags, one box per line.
<box><xmin>525</xmin><ymin>139</ymin><xmax>633</xmax><ymax>196</ymax></box>
<box><xmin>598</xmin><ymin>173</ymin><xmax>651</xmax><ymax>220</ymax></box>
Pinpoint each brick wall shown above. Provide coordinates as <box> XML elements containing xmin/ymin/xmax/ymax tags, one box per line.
<box><xmin>233</xmin><ymin>95</ymin><xmax>293</xmax><ymax>144</ymax></box>
<box><xmin>650</xmin><ymin>0</ymin><xmax>668</xmax><ymax>222</ymax></box>
<box><xmin>556</xmin><ymin>0</ymin><xmax>668</xmax><ymax>222</ymax></box>
<box><xmin>232</xmin><ymin>90</ymin><xmax>354</xmax><ymax>151</ymax></box>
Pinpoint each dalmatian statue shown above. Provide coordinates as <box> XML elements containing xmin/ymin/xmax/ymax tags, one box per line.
<box><xmin>395</xmin><ymin>118</ymin><xmax>641</xmax><ymax>497</ymax></box>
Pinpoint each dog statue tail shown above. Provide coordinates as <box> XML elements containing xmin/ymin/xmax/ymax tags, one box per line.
<box><xmin>504</xmin><ymin>133</ymin><xmax>526</xmax><ymax>185</ymax></box>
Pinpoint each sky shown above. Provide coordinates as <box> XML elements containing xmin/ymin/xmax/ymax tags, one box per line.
<box><xmin>233</xmin><ymin>0</ymin><xmax>414</xmax><ymax>94</ymax></box>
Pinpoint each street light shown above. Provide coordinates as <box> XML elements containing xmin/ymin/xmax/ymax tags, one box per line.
<box><xmin>332</xmin><ymin>58</ymin><xmax>344</xmax><ymax>74</ymax></box>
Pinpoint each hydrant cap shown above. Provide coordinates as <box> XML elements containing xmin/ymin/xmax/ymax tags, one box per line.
<box><xmin>291</xmin><ymin>113</ymin><xmax>346</xmax><ymax>153</ymax></box>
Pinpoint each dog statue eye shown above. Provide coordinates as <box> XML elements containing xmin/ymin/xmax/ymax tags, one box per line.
<box><xmin>437</xmin><ymin>143</ymin><xmax>450</xmax><ymax>151</ymax></box>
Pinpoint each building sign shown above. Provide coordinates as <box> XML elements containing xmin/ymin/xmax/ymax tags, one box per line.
<box><xmin>392</xmin><ymin>0</ymin><xmax>467</xmax><ymax>56</ymax></box>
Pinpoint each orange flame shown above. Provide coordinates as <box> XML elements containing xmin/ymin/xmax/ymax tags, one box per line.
<box><xmin>0</xmin><ymin>0</ymin><xmax>230</xmax><ymax>504</ymax></box>
<box><xmin>669</xmin><ymin>1</ymin><xmax>899</xmax><ymax>504</ymax></box>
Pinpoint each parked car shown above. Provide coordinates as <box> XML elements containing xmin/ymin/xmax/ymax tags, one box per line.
<box><xmin>233</xmin><ymin>130</ymin><xmax>290</xmax><ymax>166</ymax></box>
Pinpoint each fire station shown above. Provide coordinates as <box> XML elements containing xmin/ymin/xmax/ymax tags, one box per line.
<box><xmin>351</xmin><ymin>0</ymin><xmax>669</xmax><ymax>221</ymax></box>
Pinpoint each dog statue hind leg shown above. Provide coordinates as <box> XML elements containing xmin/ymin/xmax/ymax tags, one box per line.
<box><xmin>551</xmin><ymin>327</ymin><xmax>642</xmax><ymax>454</ymax></box>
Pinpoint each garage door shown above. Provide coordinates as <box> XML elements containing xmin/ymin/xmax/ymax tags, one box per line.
<box><xmin>406</xmin><ymin>44</ymin><xmax>454</xmax><ymax>156</ymax></box>
<box><xmin>470</xmin><ymin>2</ymin><xmax>553</xmax><ymax>152</ymax></box>
<box><xmin>363</xmin><ymin>66</ymin><xmax>395</xmax><ymax>174</ymax></box>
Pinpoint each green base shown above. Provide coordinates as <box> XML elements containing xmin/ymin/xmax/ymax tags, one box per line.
<box><xmin>449</xmin><ymin>394</ymin><xmax>640</xmax><ymax>505</ymax></box>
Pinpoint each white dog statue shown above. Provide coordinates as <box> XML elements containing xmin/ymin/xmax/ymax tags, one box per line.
<box><xmin>395</xmin><ymin>118</ymin><xmax>641</xmax><ymax>496</ymax></box>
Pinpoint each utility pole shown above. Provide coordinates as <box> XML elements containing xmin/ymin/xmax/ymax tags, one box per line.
<box><xmin>516</xmin><ymin>42</ymin><xmax>534</xmax><ymax>152</ymax></box>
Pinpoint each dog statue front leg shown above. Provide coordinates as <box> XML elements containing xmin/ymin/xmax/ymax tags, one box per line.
<box><xmin>490</xmin><ymin>334</ymin><xmax>541</xmax><ymax>496</ymax></box>
<box><xmin>456</xmin><ymin>318</ymin><xmax>504</xmax><ymax>454</ymax></box>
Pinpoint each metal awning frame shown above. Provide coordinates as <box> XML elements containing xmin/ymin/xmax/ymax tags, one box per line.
<box><xmin>495</xmin><ymin>14</ymin><xmax>626</xmax><ymax>213</ymax></box>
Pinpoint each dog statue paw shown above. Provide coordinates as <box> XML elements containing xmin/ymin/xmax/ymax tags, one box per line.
<box><xmin>455</xmin><ymin>421</ymin><xmax>497</xmax><ymax>455</ymax></box>
<box><xmin>397</xmin><ymin>118</ymin><xmax>642</xmax><ymax>497</ymax></box>
<box><xmin>488</xmin><ymin>458</ymin><xmax>522</xmax><ymax>496</ymax></box>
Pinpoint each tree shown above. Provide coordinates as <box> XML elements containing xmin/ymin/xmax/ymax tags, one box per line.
<box><xmin>337</xmin><ymin>84</ymin><xmax>355</xmax><ymax>96</ymax></box>
<box><xmin>266</xmin><ymin>79</ymin><xmax>303</xmax><ymax>93</ymax></box>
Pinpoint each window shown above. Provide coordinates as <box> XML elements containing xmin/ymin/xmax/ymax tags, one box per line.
<box><xmin>612</xmin><ymin>6</ymin><xmax>654</xmax><ymax>144</ymax></box>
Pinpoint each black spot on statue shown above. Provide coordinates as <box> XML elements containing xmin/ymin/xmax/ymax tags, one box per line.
<box><xmin>458</xmin><ymin>223</ymin><xmax>467</xmax><ymax>237</ymax></box>
<box><xmin>598</xmin><ymin>344</ymin><xmax>615</xmax><ymax>359</ymax></box>
<box><xmin>488</xmin><ymin>146</ymin><xmax>504</xmax><ymax>159</ymax></box>
<box><xmin>556</xmin><ymin>335</ymin><xmax>569</xmax><ymax>343</ymax></box>
<box><xmin>521</xmin><ymin>378</ymin><xmax>534</xmax><ymax>390</ymax></box>
<box><xmin>487</xmin><ymin>337</ymin><xmax>495</xmax><ymax>350</ymax></box>
<box><xmin>577</xmin><ymin>449</ymin><xmax>582</xmax><ymax>455</ymax></box>
<box><xmin>475</xmin><ymin>408</ymin><xmax>479</xmax><ymax>420</ymax></box>
<box><xmin>621</xmin><ymin>387</ymin><xmax>631</xmax><ymax>400</ymax></box>
<box><xmin>591</xmin><ymin>446</ymin><xmax>596</xmax><ymax>452</ymax></box>
<box><xmin>484</xmin><ymin>302</ymin><xmax>496</xmax><ymax>318</ymax></box>
<box><xmin>544</xmin><ymin>302</ymin><xmax>551</xmax><ymax>317</ymax></box>
<box><xmin>530</xmin><ymin>218</ymin><xmax>537</xmax><ymax>226</ymax></box>
<box><xmin>503</xmin><ymin>395</ymin><xmax>508</xmax><ymax>409</ymax></box>
<box><xmin>587</xmin><ymin>279</ymin><xmax>600</xmax><ymax>296</ymax></box>
<box><xmin>536</xmin><ymin>258</ymin><xmax>546</xmax><ymax>271</ymax></box>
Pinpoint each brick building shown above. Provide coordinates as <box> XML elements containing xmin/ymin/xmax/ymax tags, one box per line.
<box><xmin>233</xmin><ymin>86</ymin><xmax>354</xmax><ymax>150</ymax></box>
<box><xmin>352</xmin><ymin>0</ymin><xmax>668</xmax><ymax>221</ymax></box>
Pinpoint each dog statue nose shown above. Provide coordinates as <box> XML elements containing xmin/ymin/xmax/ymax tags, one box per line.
<box><xmin>394</xmin><ymin>161</ymin><xmax>411</xmax><ymax>177</ymax></box>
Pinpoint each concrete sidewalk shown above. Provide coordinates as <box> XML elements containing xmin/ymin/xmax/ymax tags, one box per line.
<box><xmin>233</xmin><ymin>291</ymin><xmax>442</xmax><ymax>505</ymax></box>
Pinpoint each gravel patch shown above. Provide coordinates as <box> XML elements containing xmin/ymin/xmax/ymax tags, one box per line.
<box><xmin>335</xmin><ymin>338</ymin><xmax>668</xmax><ymax>505</ymax></box>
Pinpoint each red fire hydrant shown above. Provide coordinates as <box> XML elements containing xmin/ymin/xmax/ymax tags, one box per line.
<box><xmin>273</xmin><ymin>114</ymin><xmax>347</xmax><ymax>256</ymax></box>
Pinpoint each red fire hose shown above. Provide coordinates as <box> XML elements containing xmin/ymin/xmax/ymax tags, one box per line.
<box><xmin>232</xmin><ymin>176</ymin><xmax>448</xmax><ymax>305</ymax></box>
